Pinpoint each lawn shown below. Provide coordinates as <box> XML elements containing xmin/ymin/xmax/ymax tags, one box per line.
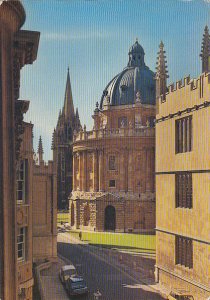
<box><xmin>68</xmin><ymin>230</ymin><xmax>156</xmax><ymax>254</ymax></box>
<box><xmin>57</xmin><ymin>212</ymin><xmax>69</xmax><ymax>224</ymax></box>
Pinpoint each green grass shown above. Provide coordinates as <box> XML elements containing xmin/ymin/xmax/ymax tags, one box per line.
<box><xmin>57</xmin><ymin>212</ymin><xmax>69</xmax><ymax>224</ymax></box>
<box><xmin>68</xmin><ymin>230</ymin><xmax>156</xmax><ymax>254</ymax></box>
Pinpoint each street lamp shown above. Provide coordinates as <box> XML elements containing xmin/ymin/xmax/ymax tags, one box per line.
<box><xmin>93</xmin><ymin>289</ymin><xmax>102</xmax><ymax>300</ymax></box>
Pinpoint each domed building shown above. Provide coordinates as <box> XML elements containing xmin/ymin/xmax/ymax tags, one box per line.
<box><xmin>69</xmin><ymin>40</ymin><xmax>156</xmax><ymax>232</ymax></box>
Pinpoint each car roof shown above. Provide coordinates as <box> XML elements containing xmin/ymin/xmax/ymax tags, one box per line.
<box><xmin>61</xmin><ymin>265</ymin><xmax>76</xmax><ymax>271</ymax></box>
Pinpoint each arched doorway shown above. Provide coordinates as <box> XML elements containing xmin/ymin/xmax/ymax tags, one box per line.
<box><xmin>104</xmin><ymin>205</ymin><xmax>116</xmax><ymax>231</ymax></box>
<box><xmin>84</xmin><ymin>203</ymin><xmax>90</xmax><ymax>226</ymax></box>
<box><xmin>71</xmin><ymin>203</ymin><xmax>75</xmax><ymax>226</ymax></box>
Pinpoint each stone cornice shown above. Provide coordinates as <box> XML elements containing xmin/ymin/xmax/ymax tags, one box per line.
<box><xmin>156</xmin><ymin>100</ymin><xmax>210</xmax><ymax>123</ymax></box>
<box><xmin>14</xmin><ymin>30</ymin><xmax>40</xmax><ymax>66</ymax></box>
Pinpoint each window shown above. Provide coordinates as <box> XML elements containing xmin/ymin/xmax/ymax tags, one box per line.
<box><xmin>16</xmin><ymin>160</ymin><xmax>27</xmax><ymax>204</ymax></box>
<box><xmin>17</xmin><ymin>227</ymin><xmax>26</xmax><ymax>261</ymax></box>
<box><xmin>175</xmin><ymin>173</ymin><xmax>192</xmax><ymax>208</ymax></box>
<box><xmin>175</xmin><ymin>236</ymin><xmax>193</xmax><ymax>268</ymax></box>
<box><xmin>109</xmin><ymin>156</ymin><xmax>116</xmax><ymax>170</ymax></box>
<box><xmin>109</xmin><ymin>180</ymin><xmax>116</xmax><ymax>187</ymax></box>
<box><xmin>118</xmin><ymin>116</ymin><xmax>127</xmax><ymax>128</ymax></box>
<box><xmin>175</xmin><ymin>116</ymin><xmax>192</xmax><ymax>153</ymax></box>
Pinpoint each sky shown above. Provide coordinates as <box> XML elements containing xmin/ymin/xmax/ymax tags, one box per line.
<box><xmin>19</xmin><ymin>0</ymin><xmax>210</xmax><ymax>161</ymax></box>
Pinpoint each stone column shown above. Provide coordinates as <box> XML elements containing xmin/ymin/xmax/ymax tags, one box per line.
<box><xmin>93</xmin><ymin>150</ymin><xmax>99</xmax><ymax>191</ymax></box>
<box><xmin>82</xmin><ymin>151</ymin><xmax>87</xmax><ymax>191</ymax></box>
<box><xmin>146</xmin><ymin>148</ymin><xmax>152</xmax><ymax>192</ymax></box>
<box><xmin>73</xmin><ymin>153</ymin><xmax>76</xmax><ymax>191</ymax></box>
<box><xmin>99</xmin><ymin>150</ymin><xmax>104</xmax><ymax>191</ymax></box>
<box><xmin>119</xmin><ymin>152</ymin><xmax>125</xmax><ymax>191</ymax></box>
<box><xmin>124</xmin><ymin>148</ymin><xmax>129</xmax><ymax>192</ymax></box>
<box><xmin>79</xmin><ymin>152</ymin><xmax>82</xmax><ymax>191</ymax></box>
<box><xmin>127</xmin><ymin>150</ymin><xmax>133</xmax><ymax>192</ymax></box>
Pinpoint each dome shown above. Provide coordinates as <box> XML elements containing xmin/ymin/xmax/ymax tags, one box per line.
<box><xmin>100</xmin><ymin>40</ymin><xmax>155</xmax><ymax>109</ymax></box>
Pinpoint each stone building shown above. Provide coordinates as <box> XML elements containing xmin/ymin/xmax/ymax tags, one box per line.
<box><xmin>70</xmin><ymin>40</ymin><xmax>156</xmax><ymax>232</ymax></box>
<box><xmin>32</xmin><ymin>137</ymin><xmax>57</xmax><ymax>262</ymax></box>
<box><xmin>16</xmin><ymin>121</ymin><xmax>35</xmax><ymax>300</ymax></box>
<box><xmin>0</xmin><ymin>1</ymin><xmax>40</xmax><ymax>299</ymax></box>
<box><xmin>155</xmin><ymin>27</ymin><xmax>210</xmax><ymax>299</ymax></box>
<box><xmin>52</xmin><ymin>69</ymin><xmax>81</xmax><ymax>209</ymax></box>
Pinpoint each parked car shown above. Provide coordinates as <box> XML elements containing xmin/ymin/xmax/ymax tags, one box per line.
<box><xmin>65</xmin><ymin>275</ymin><xmax>88</xmax><ymax>297</ymax></box>
<box><xmin>168</xmin><ymin>290</ymin><xmax>194</xmax><ymax>300</ymax></box>
<box><xmin>59</xmin><ymin>265</ymin><xmax>76</xmax><ymax>285</ymax></box>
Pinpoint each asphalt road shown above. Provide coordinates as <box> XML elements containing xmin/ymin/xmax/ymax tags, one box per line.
<box><xmin>57</xmin><ymin>233</ymin><xmax>165</xmax><ymax>300</ymax></box>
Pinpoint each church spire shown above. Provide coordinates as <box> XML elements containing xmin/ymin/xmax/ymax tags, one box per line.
<box><xmin>155</xmin><ymin>41</ymin><xmax>169</xmax><ymax>101</ymax></box>
<box><xmin>37</xmin><ymin>136</ymin><xmax>44</xmax><ymax>163</ymax></box>
<box><xmin>200</xmin><ymin>25</ymin><xmax>210</xmax><ymax>73</ymax></box>
<box><xmin>63</xmin><ymin>67</ymin><xmax>75</xmax><ymax>120</ymax></box>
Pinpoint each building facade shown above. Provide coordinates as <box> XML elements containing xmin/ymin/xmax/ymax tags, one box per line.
<box><xmin>16</xmin><ymin>121</ymin><xmax>34</xmax><ymax>300</ymax></box>
<box><xmin>70</xmin><ymin>40</ymin><xmax>156</xmax><ymax>232</ymax></box>
<box><xmin>155</xmin><ymin>27</ymin><xmax>210</xmax><ymax>299</ymax></box>
<box><xmin>52</xmin><ymin>69</ymin><xmax>81</xmax><ymax>209</ymax></box>
<box><xmin>0</xmin><ymin>1</ymin><xmax>40</xmax><ymax>299</ymax></box>
<box><xmin>32</xmin><ymin>137</ymin><xmax>57</xmax><ymax>262</ymax></box>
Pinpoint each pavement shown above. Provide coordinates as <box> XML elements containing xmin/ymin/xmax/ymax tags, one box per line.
<box><xmin>36</xmin><ymin>231</ymin><xmax>169</xmax><ymax>300</ymax></box>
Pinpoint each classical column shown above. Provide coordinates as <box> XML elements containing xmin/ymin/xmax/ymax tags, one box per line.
<box><xmin>93</xmin><ymin>150</ymin><xmax>99</xmax><ymax>191</ymax></box>
<box><xmin>99</xmin><ymin>150</ymin><xmax>104</xmax><ymax>191</ymax></box>
<box><xmin>119</xmin><ymin>152</ymin><xmax>125</xmax><ymax>191</ymax></box>
<box><xmin>79</xmin><ymin>152</ymin><xmax>82</xmax><ymax>191</ymax></box>
<box><xmin>73</xmin><ymin>153</ymin><xmax>76</xmax><ymax>191</ymax></box>
<box><xmin>124</xmin><ymin>148</ymin><xmax>129</xmax><ymax>192</ymax></box>
<box><xmin>146</xmin><ymin>148</ymin><xmax>152</xmax><ymax>192</ymax></box>
<box><xmin>127</xmin><ymin>150</ymin><xmax>133</xmax><ymax>192</ymax></box>
<box><xmin>82</xmin><ymin>151</ymin><xmax>87</xmax><ymax>191</ymax></box>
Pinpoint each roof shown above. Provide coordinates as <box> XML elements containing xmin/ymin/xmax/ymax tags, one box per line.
<box><xmin>100</xmin><ymin>41</ymin><xmax>155</xmax><ymax>109</ymax></box>
<box><xmin>61</xmin><ymin>265</ymin><xmax>76</xmax><ymax>271</ymax></box>
<box><xmin>69</xmin><ymin>276</ymin><xmax>84</xmax><ymax>283</ymax></box>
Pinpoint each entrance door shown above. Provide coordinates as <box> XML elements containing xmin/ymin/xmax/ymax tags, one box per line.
<box><xmin>104</xmin><ymin>205</ymin><xmax>116</xmax><ymax>231</ymax></box>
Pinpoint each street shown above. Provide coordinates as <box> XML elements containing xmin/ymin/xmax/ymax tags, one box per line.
<box><xmin>57</xmin><ymin>233</ymin><xmax>165</xmax><ymax>300</ymax></box>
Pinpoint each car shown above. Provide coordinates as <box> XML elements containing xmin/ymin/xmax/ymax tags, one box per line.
<box><xmin>65</xmin><ymin>275</ymin><xmax>88</xmax><ymax>297</ymax></box>
<box><xmin>59</xmin><ymin>265</ymin><xmax>77</xmax><ymax>285</ymax></box>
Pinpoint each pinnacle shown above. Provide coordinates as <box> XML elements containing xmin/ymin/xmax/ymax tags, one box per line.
<box><xmin>38</xmin><ymin>135</ymin><xmax>44</xmax><ymax>154</ymax></box>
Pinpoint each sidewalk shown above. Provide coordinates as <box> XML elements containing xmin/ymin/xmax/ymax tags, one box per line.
<box><xmin>36</xmin><ymin>257</ymin><xmax>69</xmax><ymax>300</ymax></box>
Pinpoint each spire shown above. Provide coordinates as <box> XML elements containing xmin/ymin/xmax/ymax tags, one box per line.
<box><xmin>63</xmin><ymin>67</ymin><xmax>75</xmax><ymax>120</ymax></box>
<box><xmin>200</xmin><ymin>25</ymin><xmax>210</xmax><ymax>73</ymax></box>
<box><xmin>155</xmin><ymin>41</ymin><xmax>169</xmax><ymax>101</ymax></box>
<box><xmin>37</xmin><ymin>136</ymin><xmax>44</xmax><ymax>163</ymax></box>
<box><xmin>75</xmin><ymin>107</ymin><xmax>82</xmax><ymax>130</ymax></box>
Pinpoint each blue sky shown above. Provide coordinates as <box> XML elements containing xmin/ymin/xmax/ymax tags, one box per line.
<box><xmin>20</xmin><ymin>0</ymin><xmax>210</xmax><ymax>160</ymax></box>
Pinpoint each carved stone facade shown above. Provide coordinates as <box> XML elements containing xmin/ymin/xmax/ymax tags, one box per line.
<box><xmin>155</xmin><ymin>27</ymin><xmax>210</xmax><ymax>299</ymax></box>
<box><xmin>0</xmin><ymin>1</ymin><xmax>40</xmax><ymax>299</ymax></box>
<box><xmin>32</xmin><ymin>138</ymin><xmax>57</xmax><ymax>262</ymax></box>
<box><xmin>70</xmin><ymin>41</ymin><xmax>156</xmax><ymax>232</ymax></box>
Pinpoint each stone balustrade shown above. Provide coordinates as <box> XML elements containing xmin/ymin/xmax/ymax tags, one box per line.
<box><xmin>74</xmin><ymin>127</ymin><xmax>155</xmax><ymax>142</ymax></box>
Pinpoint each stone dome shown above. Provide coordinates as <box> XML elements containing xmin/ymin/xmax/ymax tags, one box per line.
<box><xmin>100</xmin><ymin>40</ymin><xmax>155</xmax><ymax>109</ymax></box>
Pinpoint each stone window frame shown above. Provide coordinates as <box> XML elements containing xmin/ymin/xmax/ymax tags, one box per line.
<box><xmin>109</xmin><ymin>155</ymin><xmax>117</xmax><ymax>171</ymax></box>
<box><xmin>175</xmin><ymin>115</ymin><xmax>192</xmax><ymax>154</ymax></box>
<box><xmin>118</xmin><ymin>116</ymin><xmax>128</xmax><ymax>128</ymax></box>
<box><xmin>17</xmin><ymin>227</ymin><xmax>26</xmax><ymax>262</ymax></box>
<box><xmin>175</xmin><ymin>172</ymin><xmax>192</xmax><ymax>209</ymax></box>
<box><xmin>16</xmin><ymin>159</ymin><xmax>27</xmax><ymax>204</ymax></box>
<box><xmin>175</xmin><ymin>235</ymin><xmax>193</xmax><ymax>269</ymax></box>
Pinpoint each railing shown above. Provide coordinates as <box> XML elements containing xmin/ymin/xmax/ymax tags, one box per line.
<box><xmin>74</xmin><ymin>127</ymin><xmax>155</xmax><ymax>142</ymax></box>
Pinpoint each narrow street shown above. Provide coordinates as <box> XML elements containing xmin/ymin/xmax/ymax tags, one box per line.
<box><xmin>57</xmin><ymin>233</ymin><xmax>165</xmax><ymax>300</ymax></box>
